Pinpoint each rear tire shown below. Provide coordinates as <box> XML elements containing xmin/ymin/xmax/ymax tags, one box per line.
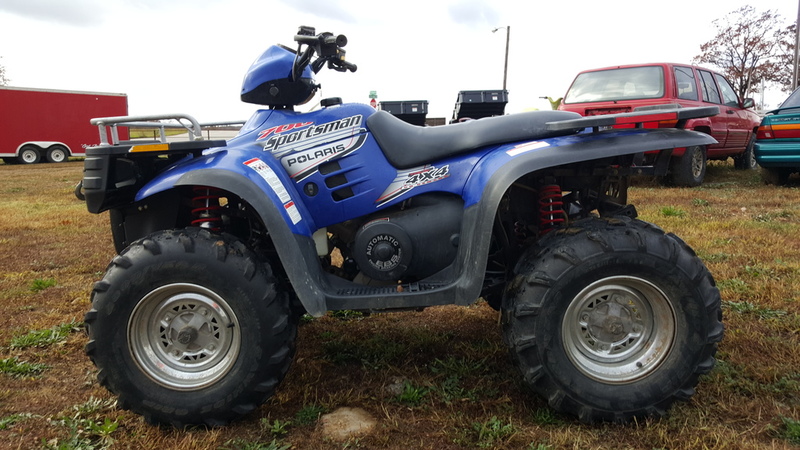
<box><xmin>85</xmin><ymin>228</ymin><xmax>297</xmax><ymax>427</ymax></box>
<box><xmin>668</xmin><ymin>146</ymin><xmax>706</xmax><ymax>187</ymax></box>
<box><xmin>18</xmin><ymin>145</ymin><xmax>41</xmax><ymax>164</ymax></box>
<box><xmin>45</xmin><ymin>145</ymin><xmax>69</xmax><ymax>163</ymax></box>
<box><xmin>502</xmin><ymin>217</ymin><xmax>722</xmax><ymax>422</ymax></box>
<box><xmin>733</xmin><ymin>136</ymin><xmax>757</xmax><ymax>170</ymax></box>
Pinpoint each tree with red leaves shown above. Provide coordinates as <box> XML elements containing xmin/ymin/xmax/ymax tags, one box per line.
<box><xmin>694</xmin><ymin>6</ymin><xmax>795</xmax><ymax>100</ymax></box>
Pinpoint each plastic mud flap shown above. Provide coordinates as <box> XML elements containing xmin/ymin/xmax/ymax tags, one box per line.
<box><xmin>80</xmin><ymin>140</ymin><xmax>227</xmax><ymax>214</ymax></box>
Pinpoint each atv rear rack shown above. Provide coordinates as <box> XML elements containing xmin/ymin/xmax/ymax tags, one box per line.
<box><xmin>90</xmin><ymin>113</ymin><xmax>245</xmax><ymax>146</ymax></box>
<box><xmin>546</xmin><ymin>106</ymin><xmax>719</xmax><ymax>133</ymax></box>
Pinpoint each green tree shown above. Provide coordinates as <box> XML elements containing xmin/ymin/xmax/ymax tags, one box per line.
<box><xmin>694</xmin><ymin>6</ymin><xmax>795</xmax><ymax>99</ymax></box>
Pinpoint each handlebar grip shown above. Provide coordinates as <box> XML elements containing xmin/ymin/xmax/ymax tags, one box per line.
<box><xmin>342</xmin><ymin>60</ymin><xmax>357</xmax><ymax>72</ymax></box>
<box><xmin>294</xmin><ymin>35</ymin><xmax>319</xmax><ymax>45</ymax></box>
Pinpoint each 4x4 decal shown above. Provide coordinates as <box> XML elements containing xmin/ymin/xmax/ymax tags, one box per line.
<box><xmin>376</xmin><ymin>164</ymin><xmax>450</xmax><ymax>206</ymax></box>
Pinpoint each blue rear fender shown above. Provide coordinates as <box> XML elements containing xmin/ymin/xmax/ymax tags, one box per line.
<box><xmin>445</xmin><ymin>127</ymin><xmax>718</xmax><ymax>305</ymax></box>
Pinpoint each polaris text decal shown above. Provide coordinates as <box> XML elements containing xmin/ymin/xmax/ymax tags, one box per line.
<box><xmin>243</xmin><ymin>158</ymin><xmax>302</xmax><ymax>225</ymax></box>
<box><xmin>281</xmin><ymin>133</ymin><xmax>367</xmax><ymax>182</ymax></box>
<box><xmin>376</xmin><ymin>164</ymin><xmax>450</xmax><ymax>206</ymax></box>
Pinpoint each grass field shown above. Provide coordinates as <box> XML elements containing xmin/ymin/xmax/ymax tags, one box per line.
<box><xmin>0</xmin><ymin>160</ymin><xmax>798</xmax><ymax>449</ymax></box>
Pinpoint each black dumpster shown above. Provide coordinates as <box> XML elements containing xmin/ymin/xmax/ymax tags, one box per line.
<box><xmin>380</xmin><ymin>100</ymin><xmax>429</xmax><ymax>126</ymax></box>
<box><xmin>452</xmin><ymin>90</ymin><xmax>508</xmax><ymax>122</ymax></box>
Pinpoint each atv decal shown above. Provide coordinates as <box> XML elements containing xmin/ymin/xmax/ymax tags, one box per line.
<box><xmin>280</xmin><ymin>133</ymin><xmax>367</xmax><ymax>182</ymax></box>
<box><xmin>259</xmin><ymin>115</ymin><xmax>365</xmax><ymax>158</ymax></box>
<box><xmin>244</xmin><ymin>158</ymin><xmax>301</xmax><ymax>224</ymax></box>
<box><xmin>257</xmin><ymin>121</ymin><xmax>313</xmax><ymax>140</ymax></box>
<box><xmin>376</xmin><ymin>164</ymin><xmax>450</xmax><ymax>206</ymax></box>
<box><xmin>506</xmin><ymin>141</ymin><xmax>549</xmax><ymax>157</ymax></box>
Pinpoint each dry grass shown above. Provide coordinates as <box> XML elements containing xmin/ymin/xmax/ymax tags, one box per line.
<box><xmin>0</xmin><ymin>160</ymin><xmax>798</xmax><ymax>449</ymax></box>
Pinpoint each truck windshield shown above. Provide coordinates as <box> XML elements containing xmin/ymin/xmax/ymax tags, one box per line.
<box><xmin>564</xmin><ymin>66</ymin><xmax>665</xmax><ymax>104</ymax></box>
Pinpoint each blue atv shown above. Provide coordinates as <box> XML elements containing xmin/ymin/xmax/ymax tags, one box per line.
<box><xmin>78</xmin><ymin>26</ymin><xmax>723</xmax><ymax>426</ymax></box>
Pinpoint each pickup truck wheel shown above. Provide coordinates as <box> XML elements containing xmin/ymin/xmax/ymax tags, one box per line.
<box><xmin>668</xmin><ymin>146</ymin><xmax>706</xmax><ymax>187</ymax></box>
<box><xmin>85</xmin><ymin>228</ymin><xmax>296</xmax><ymax>427</ymax></box>
<box><xmin>761</xmin><ymin>167</ymin><xmax>792</xmax><ymax>185</ymax></box>
<box><xmin>733</xmin><ymin>136</ymin><xmax>757</xmax><ymax>170</ymax></box>
<box><xmin>502</xmin><ymin>217</ymin><xmax>722</xmax><ymax>422</ymax></box>
<box><xmin>45</xmin><ymin>145</ymin><xmax>68</xmax><ymax>163</ymax></box>
<box><xmin>18</xmin><ymin>145</ymin><xmax>41</xmax><ymax>164</ymax></box>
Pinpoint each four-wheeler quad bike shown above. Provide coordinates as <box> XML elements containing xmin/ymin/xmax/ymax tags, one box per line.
<box><xmin>77</xmin><ymin>26</ymin><xmax>723</xmax><ymax>427</ymax></box>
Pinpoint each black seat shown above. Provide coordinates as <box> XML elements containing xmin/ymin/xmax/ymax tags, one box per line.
<box><xmin>367</xmin><ymin>110</ymin><xmax>582</xmax><ymax>169</ymax></box>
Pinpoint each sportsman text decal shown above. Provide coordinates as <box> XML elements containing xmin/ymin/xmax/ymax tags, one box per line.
<box><xmin>258</xmin><ymin>115</ymin><xmax>364</xmax><ymax>158</ymax></box>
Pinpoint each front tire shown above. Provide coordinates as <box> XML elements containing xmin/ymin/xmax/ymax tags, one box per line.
<box><xmin>502</xmin><ymin>217</ymin><xmax>722</xmax><ymax>422</ymax></box>
<box><xmin>85</xmin><ymin>228</ymin><xmax>296</xmax><ymax>427</ymax></box>
<box><xmin>18</xmin><ymin>145</ymin><xmax>41</xmax><ymax>164</ymax></box>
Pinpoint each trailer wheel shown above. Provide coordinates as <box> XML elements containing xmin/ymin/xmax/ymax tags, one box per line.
<box><xmin>502</xmin><ymin>217</ymin><xmax>722</xmax><ymax>422</ymax></box>
<box><xmin>18</xmin><ymin>145</ymin><xmax>42</xmax><ymax>164</ymax></box>
<box><xmin>85</xmin><ymin>228</ymin><xmax>297</xmax><ymax>427</ymax></box>
<box><xmin>45</xmin><ymin>145</ymin><xmax>69</xmax><ymax>163</ymax></box>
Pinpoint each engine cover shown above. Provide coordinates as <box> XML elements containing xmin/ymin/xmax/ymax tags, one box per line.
<box><xmin>353</xmin><ymin>194</ymin><xmax>462</xmax><ymax>281</ymax></box>
<box><xmin>354</xmin><ymin>219</ymin><xmax>413</xmax><ymax>280</ymax></box>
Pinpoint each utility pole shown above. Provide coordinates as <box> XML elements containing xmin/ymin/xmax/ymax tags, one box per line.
<box><xmin>794</xmin><ymin>0</ymin><xmax>799</xmax><ymax>90</ymax></box>
<box><xmin>492</xmin><ymin>26</ymin><xmax>510</xmax><ymax>91</ymax></box>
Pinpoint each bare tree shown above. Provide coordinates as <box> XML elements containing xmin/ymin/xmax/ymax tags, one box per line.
<box><xmin>694</xmin><ymin>6</ymin><xmax>795</xmax><ymax>100</ymax></box>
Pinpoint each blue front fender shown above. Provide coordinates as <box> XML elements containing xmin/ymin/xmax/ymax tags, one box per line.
<box><xmin>135</xmin><ymin>148</ymin><xmax>329</xmax><ymax>316</ymax></box>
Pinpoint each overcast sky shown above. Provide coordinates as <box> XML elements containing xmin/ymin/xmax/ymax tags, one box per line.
<box><xmin>1</xmin><ymin>0</ymin><xmax>797</xmax><ymax>122</ymax></box>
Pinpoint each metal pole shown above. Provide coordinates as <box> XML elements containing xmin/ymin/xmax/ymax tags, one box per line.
<box><xmin>794</xmin><ymin>0</ymin><xmax>800</xmax><ymax>90</ymax></box>
<box><xmin>503</xmin><ymin>26</ymin><xmax>510</xmax><ymax>91</ymax></box>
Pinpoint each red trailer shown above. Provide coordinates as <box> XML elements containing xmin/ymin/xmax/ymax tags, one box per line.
<box><xmin>0</xmin><ymin>86</ymin><xmax>128</xmax><ymax>164</ymax></box>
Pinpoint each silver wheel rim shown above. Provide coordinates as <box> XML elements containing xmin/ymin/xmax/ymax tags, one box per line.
<box><xmin>49</xmin><ymin>148</ymin><xmax>66</xmax><ymax>162</ymax></box>
<box><xmin>562</xmin><ymin>276</ymin><xmax>676</xmax><ymax>384</ymax></box>
<box><xmin>21</xmin><ymin>150</ymin><xmax>37</xmax><ymax>163</ymax></box>
<box><xmin>690</xmin><ymin>148</ymin><xmax>703</xmax><ymax>178</ymax></box>
<box><xmin>128</xmin><ymin>283</ymin><xmax>241</xmax><ymax>390</ymax></box>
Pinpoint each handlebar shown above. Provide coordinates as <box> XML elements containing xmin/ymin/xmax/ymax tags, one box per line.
<box><xmin>291</xmin><ymin>26</ymin><xmax>357</xmax><ymax>80</ymax></box>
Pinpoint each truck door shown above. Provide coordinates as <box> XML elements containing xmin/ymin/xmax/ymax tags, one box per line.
<box><xmin>714</xmin><ymin>73</ymin><xmax>750</xmax><ymax>150</ymax></box>
<box><xmin>697</xmin><ymin>69</ymin><xmax>729</xmax><ymax>149</ymax></box>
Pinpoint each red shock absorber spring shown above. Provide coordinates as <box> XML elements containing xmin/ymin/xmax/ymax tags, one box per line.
<box><xmin>191</xmin><ymin>186</ymin><xmax>224</xmax><ymax>232</ymax></box>
<box><xmin>539</xmin><ymin>184</ymin><xmax>565</xmax><ymax>234</ymax></box>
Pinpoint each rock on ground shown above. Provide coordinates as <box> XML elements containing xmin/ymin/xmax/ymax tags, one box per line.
<box><xmin>320</xmin><ymin>407</ymin><xmax>377</xmax><ymax>441</ymax></box>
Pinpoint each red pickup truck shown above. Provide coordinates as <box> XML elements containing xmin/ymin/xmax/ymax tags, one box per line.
<box><xmin>559</xmin><ymin>63</ymin><xmax>761</xmax><ymax>186</ymax></box>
